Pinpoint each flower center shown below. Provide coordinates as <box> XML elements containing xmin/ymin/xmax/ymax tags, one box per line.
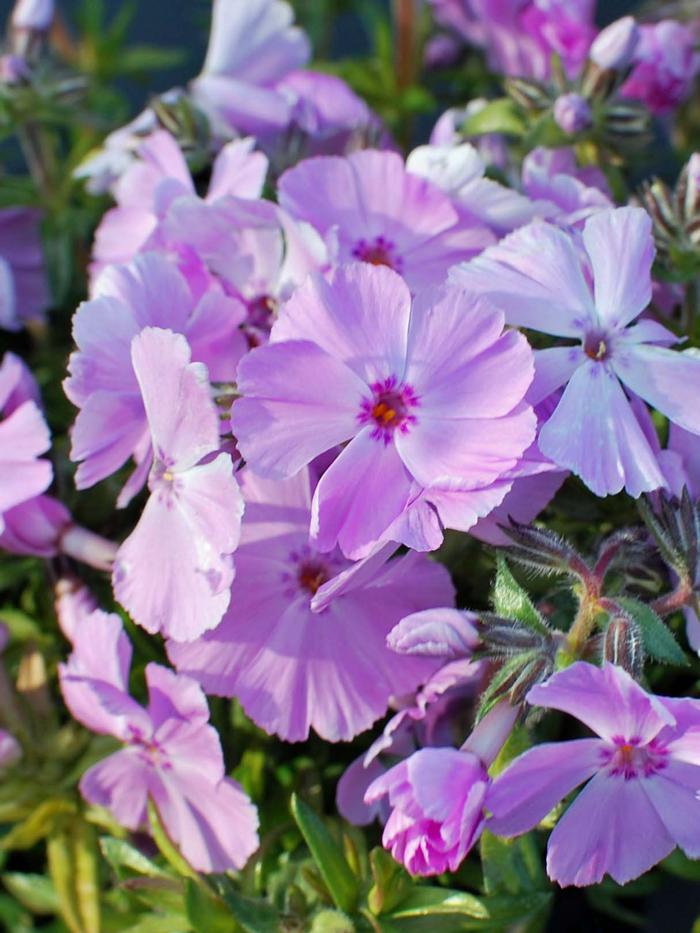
<box><xmin>297</xmin><ymin>560</ymin><xmax>329</xmax><ymax>596</ymax></box>
<box><xmin>584</xmin><ymin>330</ymin><xmax>611</xmax><ymax>362</ymax></box>
<box><xmin>352</xmin><ymin>236</ymin><xmax>403</xmax><ymax>271</ymax></box>
<box><xmin>601</xmin><ymin>736</ymin><xmax>669</xmax><ymax>780</ymax></box>
<box><xmin>244</xmin><ymin>295</ymin><xmax>279</xmax><ymax>348</ymax></box>
<box><xmin>358</xmin><ymin>377</ymin><xmax>419</xmax><ymax>443</ymax></box>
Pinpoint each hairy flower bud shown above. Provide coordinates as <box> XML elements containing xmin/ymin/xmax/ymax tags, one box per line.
<box><xmin>590</xmin><ymin>17</ymin><xmax>640</xmax><ymax>71</ymax></box>
<box><xmin>11</xmin><ymin>0</ymin><xmax>53</xmax><ymax>31</ymax></box>
<box><xmin>553</xmin><ymin>93</ymin><xmax>593</xmax><ymax>135</ymax></box>
<box><xmin>602</xmin><ymin>615</ymin><xmax>645</xmax><ymax>678</ymax></box>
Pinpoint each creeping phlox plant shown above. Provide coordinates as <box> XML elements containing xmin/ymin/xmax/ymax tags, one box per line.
<box><xmin>2</xmin><ymin>0</ymin><xmax>700</xmax><ymax>929</ymax></box>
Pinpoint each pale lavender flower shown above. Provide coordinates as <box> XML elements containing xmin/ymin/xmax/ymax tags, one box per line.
<box><xmin>65</xmin><ymin>253</ymin><xmax>245</xmax><ymax>500</ymax></box>
<box><xmin>0</xmin><ymin>208</ymin><xmax>48</xmax><ymax>330</ymax></box>
<box><xmin>454</xmin><ymin>206</ymin><xmax>700</xmax><ymax>497</ymax></box>
<box><xmin>621</xmin><ymin>21</ymin><xmax>700</xmax><ymax>116</ymax></box>
<box><xmin>278</xmin><ymin>149</ymin><xmax>494</xmax><ymax>290</ymax></box>
<box><xmin>191</xmin><ymin>0</ymin><xmax>310</xmax><ymax>140</ymax></box>
<box><xmin>112</xmin><ymin>328</ymin><xmax>243</xmax><ymax>641</ymax></box>
<box><xmin>232</xmin><ymin>263</ymin><xmax>536</xmax><ymax>558</ymax></box>
<box><xmin>92</xmin><ymin>129</ymin><xmax>268</xmax><ymax>278</ymax></box>
<box><xmin>489</xmin><ymin>662</ymin><xmax>700</xmax><ymax>887</ymax></box>
<box><xmin>11</xmin><ymin>0</ymin><xmax>53</xmax><ymax>30</ymax></box>
<box><xmin>0</xmin><ymin>352</ymin><xmax>52</xmax><ymax>533</ymax></box>
<box><xmin>59</xmin><ymin>610</ymin><xmax>259</xmax><ymax>873</ymax></box>
<box><xmin>428</xmin><ymin>0</ymin><xmax>596</xmax><ymax>81</ymax></box>
<box><xmin>520</xmin><ymin>147</ymin><xmax>612</xmax><ymax>229</ymax></box>
<box><xmin>169</xmin><ymin>468</ymin><xmax>454</xmax><ymax>742</ymax></box>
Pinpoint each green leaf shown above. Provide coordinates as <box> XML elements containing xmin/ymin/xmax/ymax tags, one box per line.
<box><xmin>460</xmin><ymin>99</ymin><xmax>526</xmax><ymax>137</ymax></box>
<box><xmin>100</xmin><ymin>837</ymin><xmax>170</xmax><ymax>879</ymax></box>
<box><xmin>184</xmin><ymin>879</ymin><xmax>235</xmax><ymax>933</ymax></box>
<box><xmin>2</xmin><ymin>873</ymin><xmax>59</xmax><ymax>914</ymax></box>
<box><xmin>491</xmin><ymin>557</ymin><xmax>548</xmax><ymax>633</ymax></box>
<box><xmin>122</xmin><ymin>915</ymin><xmax>191</xmax><ymax>933</ymax></box>
<box><xmin>118</xmin><ymin>46</ymin><xmax>188</xmax><ymax>75</ymax></box>
<box><xmin>480</xmin><ymin>831</ymin><xmax>546</xmax><ymax>897</ymax></box>
<box><xmin>1</xmin><ymin>798</ymin><xmax>76</xmax><ymax>851</ymax></box>
<box><xmin>388</xmin><ymin>889</ymin><xmax>551</xmax><ymax>931</ymax></box>
<box><xmin>214</xmin><ymin>877</ymin><xmax>280</xmax><ymax>933</ymax></box>
<box><xmin>368</xmin><ymin>847</ymin><xmax>412</xmax><ymax>916</ymax></box>
<box><xmin>290</xmin><ymin>793</ymin><xmax>359</xmax><ymax>914</ymax></box>
<box><xmin>616</xmin><ymin>597</ymin><xmax>688</xmax><ymax>666</ymax></box>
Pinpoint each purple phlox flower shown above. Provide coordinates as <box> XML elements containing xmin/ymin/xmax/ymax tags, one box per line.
<box><xmin>621</xmin><ymin>20</ymin><xmax>700</xmax><ymax>116</ymax></box>
<box><xmin>191</xmin><ymin>0</ymin><xmax>310</xmax><ymax>140</ymax></box>
<box><xmin>365</xmin><ymin>700</ymin><xmax>518</xmax><ymax>875</ymax></box>
<box><xmin>553</xmin><ymin>93</ymin><xmax>593</xmax><ymax>135</ymax></box>
<box><xmin>159</xmin><ymin>195</ymin><xmax>329</xmax><ymax>348</ymax></box>
<box><xmin>406</xmin><ymin>143</ymin><xmax>543</xmax><ymax>236</ymax></box>
<box><xmin>489</xmin><ymin>662</ymin><xmax>700</xmax><ymax>887</ymax></box>
<box><xmin>92</xmin><ymin>129</ymin><xmax>268</xmax><ymax>279</ymax></box>
<box><xmin>0</xmin><ymin>207</ymin><xmax>49</xmax><ymax>331</ymax></box>
<box><xmin>233</xmin><ymin>263</ymin><xmax>536</xmax><ymax>558</ymax></box>
<box><xmin>520</xmin><ymin>147</ymin><xmax>612</xmax><ymax>229</ymax></box>
<box><xmin>453</xmin><ymin>206</ymin><xmax>700</xmax><ymax>497</ymax></box>
<box><xmin>169</xmin><ymin>466</ymin><xmax>453</xmax><ymax>742</ymax></box>
<box><xmin>74</xmin><ymin>96</ymin><xmax>184</xmax><ymax>196</ymax></box>
<box><xmin>277</xmin><ymin>149</ymin><xmax>495</xmax><ymax>291</ymax></box>
<box><xmin>275</xmin><ymin>70</ymin><xmax>388</xmax><ymax>159</ymax></box>
<box><xmin>0</xmin><ymin>352</ymin><xmax>52</xmax><ymax>534</ymax></box>
<box><xmin>65</xmin><ymin>252</ymin><xmax>246</xmax><ymax>501</ymax></box>
<box><xmin>0</xmin><ymin>495</ymin><xmax>70</xmax><ymax>559</ymax></box>
<box><xmin>337</xmin><ymin>608</ymin><xmax>483</xmax><ymax>827</ymax></box>
<box><xmin>428</xmin><ymin>0</ymin><xmax>596</xmax><ymax>81</ymax></box>
<box><xmin>54</xmin><ymin>578</ymin><xmax>98</xmax><ymax>642</ymax></box>
<box><xmin>59</xmin><ymin>609</ymin><xmax>259</xmax><ymax>873</ymax></box>
<box><xmin>112</xmin><ymin>327</ymin><xmax>244</xmax><ymax>641</ymax></box>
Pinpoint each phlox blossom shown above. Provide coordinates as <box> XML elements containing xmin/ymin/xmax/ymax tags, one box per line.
<box><xmin>169</xmin><ymin>467</ymin><xmax>454</xmax><ymax>742</ymax></box>
<box><xmin>453</xmin><ymin>206</ymin><xmax>700</xmax><ymax>497</ymax></box>
<box><xmin>232</xmin><ymin>263</ymin><xmax>536</xmax><ymax>558</ymax></box>
<box><xmin>59</xmin><ymin>609</ymin><xmax>259</xmax><ymax>873</ymax></box>
<box><xmin>489</xmin><ymin>662</ymin><xmax>700</xmax><ymax>887</ymax></box>
<box><xmin>277</xmin><ymin>149</ymin><xmax>494</xmax><ymax>290</ymax></box>
<box><xmin>112</xmin><ymin>328</ymin><xmax>243</xmax><ymax>641</ymax></box>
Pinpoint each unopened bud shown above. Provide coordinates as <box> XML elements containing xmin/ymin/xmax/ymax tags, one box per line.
<box><xmin>590</xmin><ymin>17</ymin><xmax>640</xmax><ymax>71</ymax></box>
<box><xmin>0</xmin><ymin>730</ymin><xmax>20</xmax><ymax>770</ymax></box>
<box><xmin>553</xmin><ymin>93</ymin><xmax>593</xmax><ymax>135</ymax></box>
<box><xmin>11</xmin><ymin>0</ymin><xmax>54</xmax><ymax>31</ymax></box>
<box><xmin>603</xmin><ymin>615</ymin><xmax>644</xmax><ymax>677</ymax></box>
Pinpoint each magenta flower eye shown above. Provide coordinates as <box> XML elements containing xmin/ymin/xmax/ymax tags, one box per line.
<box><xmin>358</xmin><ymin>377</ymin><xmax>420</xmax><ymax>442</ymax></box>
<box><xmin>352</xmin><ymin>236</ymin><xmax>403</xmax><ymax>272</ymax></box>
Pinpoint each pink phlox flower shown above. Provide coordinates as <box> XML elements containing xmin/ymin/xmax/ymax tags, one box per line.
<box><xmin>168</xmin><ymin>467</ymin><xmax>454</xmax><ymax>742</ymax></box>
<box><xmin>65</xmin><ymin>252</ymin><xmax>246</xmax><ymax>501</ymax></box>
<box><xmin>0</xmin><ymin>351</ymin><xmax>52</xmax><ymax>534</ymax></box>
<box><xmin>232</xmin><ymin>263</ymin><xmax>536</xmax><ymax>558</ymax></box>
<box><xmin>0</xmin><ymin>207</ymin><xmax>49</xmax><ymax>331</ymax></box>
<box><xmin>59</xmin><ymin>609</ymin><xmax>259</xmax><ymax>873</ymax></box>
<box><xmin>453</xmin><ymin>206</ymin><xmax>700</xmax><ymax>497</ymax></box>
<box><xmin>488</xmin><ymin>662</ymin><xmax>700</xmax><ymax>887</ymax></box>
<box><xmin>621</xmin><ymin>20</ymin><xmax>700</xmax><ymax>116</ymax></box>
<box><xmin>277</xmin><ymin>149</ymin><xmax>495</xmax><ymax>290</ymax></box>
<box><xmin>112</xmin><ymin>327</ymin><xmax>244</xmax><ymax>641</ymax></box>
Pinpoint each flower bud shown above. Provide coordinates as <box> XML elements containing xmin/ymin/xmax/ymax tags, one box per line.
<box><xmin>590</xmin><ymin>17</ymin><xmax>640</xmax><ymax>71</ymax></box>
<box><xmin>553</xmin><ymin>93</ymin><xmax>593</xmax><ymax>135</ymax></box>
<box><xmin>11</xmin><ymin>0</ymin><xmax>54</xmax><ymax>31</ymax></box>
<box><xmin>0</xmin><ymin>730</ymin><xmax>20</xmax><ymax>770</ymax></box>
<box><xmin>602</xmin><ymin>615</ymin><xmax>644</xmax><ymax>678</ymax></box>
